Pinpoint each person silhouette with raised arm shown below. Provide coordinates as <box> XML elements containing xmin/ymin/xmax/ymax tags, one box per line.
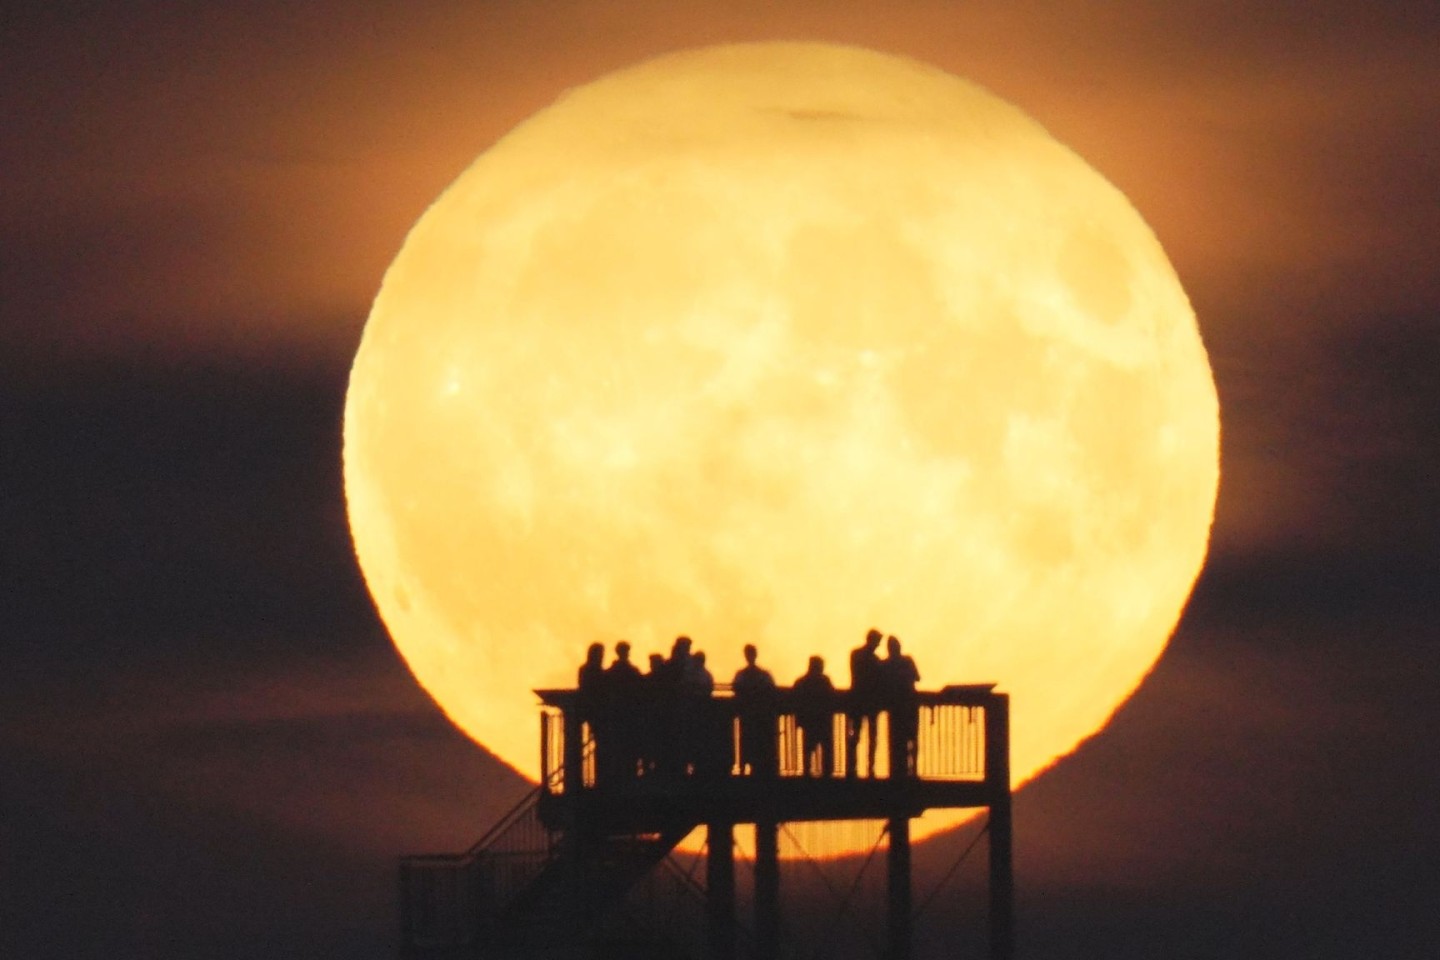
<box><xmin>846</xmin><ymin>628</ymin><xmax>883</xmax><ymax>778</ymax></box>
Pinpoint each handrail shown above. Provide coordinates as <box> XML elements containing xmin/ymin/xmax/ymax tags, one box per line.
<box><xmin>536</xmin><ymin>684</ymin><xmax>999</xmax><ymax>710</ymax></box>
<box><xmin>540</xmin><ymin>687</ymin><xmax>996</xmax><ymax>786</ymax></box>
<box><xmin>463</xmin><ymin>760</ymin><xmax>567</xmax><ymax>858</ymax></box>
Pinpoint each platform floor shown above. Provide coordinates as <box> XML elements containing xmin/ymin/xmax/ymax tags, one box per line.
<box><xmin>538</xmin><ymin>772</ymin><xmax>996</xmax><ymax>832</ymax></box>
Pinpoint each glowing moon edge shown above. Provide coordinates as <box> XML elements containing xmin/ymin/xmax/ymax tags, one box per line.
<box><xmin>343</xmin><ymin>42</ymin><xmax>1220</xmax><ymax>850</ymax></box>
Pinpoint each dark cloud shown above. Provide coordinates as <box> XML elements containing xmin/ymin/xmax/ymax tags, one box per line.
<box><xmin>10</xmin><ymin>558</ymin><xmax>1435</xmax><ymax>958</ymax></box>
<box><xmin>2</xmin><ymin>644</ymin><xmax>527</xmax><ymax>959</ymax></box>
<box><xmin>0</xmin><ymin>350</ymin><xmax>371</xmax><ymax>672</ymax></box>
<box><xmin>3</xmin><ymin>750</ymin><xmax>394</xmax><ymax>960</ymax></box>
<box><xmin>976</xmin><ymin>571</ymin><xmax>1440</xmax><ymax>957</ymax></box>
<box><xmin>5</xmin><ymin>0</ymin><xmax>1437</xmax><ymax>356</ymax></box>
<box><xmin>1317</xmin><ymin>316</ymin><xmax>1440</xmax><ymax>547</ymax></box>
<box><xmin>1204</xmin><ymin>309</ymin><xmax>1440</xmax><ymax>560</ymax></box>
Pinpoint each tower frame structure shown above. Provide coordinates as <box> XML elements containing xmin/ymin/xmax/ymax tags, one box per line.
<box><xmin>403</xmin><ymin>683</ymin><xmax>1013</xmax><ymax>960</ymax></box>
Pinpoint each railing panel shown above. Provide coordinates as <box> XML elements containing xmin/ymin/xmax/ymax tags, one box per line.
<box><xmin>914</xmin><ymin>703</ymin><xmax>986</xmax><ymax>781</ymax></box>
<box><xmin>542</xmin><ymin>708</ymin><xmax>564</xmax><ymax>794</ymax></box>
<box><xmin>537</xmin><ymin>687</ymin><xmax>998</xmax><ymax>791</ymax></box>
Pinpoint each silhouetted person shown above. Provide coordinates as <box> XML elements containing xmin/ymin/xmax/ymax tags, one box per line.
<box><xmin>732</xmin><ymin>644</ymin><xmax>778</xmax><ymax>777</ymax></box>
<box><xmin>678</xmin><ymin>649</ymin><xmax>719</xmax><ymax>776</ymax></box>
<box><xmin>663</xmin><ymin>635</ymin><xmax>694</xmax><ymax>685</ymax></box>
<box><xmin>577</xmin><ymin>641</ymin><xmax>607</xmax><ymax>727</ymax></box>
<box><xmin>793</xmin><ymin>656</ymin><xmax>836</xmax><ymax>777</ymax></box>
<box><xmin>578</xmin><ymin>642</ymin><xmax>606</xmax><ymax>691</ymax></box>
<box><xmin>846</xmin><ymin>629</ymin><xmax>883</xmax><ymax>778</ymax></box>
<box><xmin>607</xmin><ymin>641</ymin><xmax>643</xmax><ymax>687</ymax></box>
<box><xmin>605</xmin><ymin>641</ymin><xmax>644</xmax><ymax>780</ymax></box>
<box><xmin>577</xmin><ymin>642</ymin><xmax>608</xmax><ymax>782</ymax></box>
<box><xmin>656</xmin><ymin>636</ymin><xmax>696</xmax><ymax>777</ymax></box>
<box><xmin>640</xmin><ymin>653</ymin><xmax>668</xmax><ymax>775</ymax></box>
<box><xmin>882</xmin><ymin>635</ymin><xmax>920</xmax><ymax>777</ymax></box>
<box><xmin>682</xmin><ymin>649</ymin><xmax>714</xmax><ymax>696</ymax></box>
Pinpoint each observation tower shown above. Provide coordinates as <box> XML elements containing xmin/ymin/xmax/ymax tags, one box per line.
<box><xmin>400</xmin><ymin>681</ymin><xmax>1013</xmax><ymax>960</ymax></box>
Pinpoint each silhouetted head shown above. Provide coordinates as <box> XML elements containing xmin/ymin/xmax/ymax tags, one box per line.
<box><xmin>743</xmin><ymin>643</ymin><xmax>758</xmax><ymax>665</ymax></box>
<box><xmin>648</xmin><ymin>653</ymin><xmax>665</xmax><ymax>673</ymax></box>
<box><xmin>615</xmin><ymin>640</ymin><xmax>631</xmax><ymax>661</ymax></box>
<box><xmin>865</xmin><ymin>628</ymin><xmax>882</xmax><ymax>650</ymax></box>
<box><xmin>808</xmin><ymin>655</ymin><xmax>825</xmax><ymax>675</ymax></box>
<box><xmin>886</xmin><ymin>635</ymin><xmax>901</xmax><ymax>656</ymax></box>
<box><xmin>693</xmin><ymin>650</ymin><xmax>706</xmax><ymax>666</ymax></box>
<box><xmin>586</xmin><ymin>642</ymin><xmax>604</xmax><ymax>665</ymax></box>
<box><xmin>673</xmin><ymin>635</ymin><xmax>692</xmax><ymax>655</ymax></box>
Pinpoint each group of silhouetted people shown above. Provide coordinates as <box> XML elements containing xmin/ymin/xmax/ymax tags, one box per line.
<box><xmin>574</xmin><ymin>628</ymin><xmax>921</xmax><ymax>783</ymax></box>
<box><xmin>846</xmin><ymin>627</ymin><xmax>921</xmax><ymax>778</ymax></box>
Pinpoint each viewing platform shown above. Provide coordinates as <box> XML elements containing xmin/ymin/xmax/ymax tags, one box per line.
<box><xmin>401</xmin><ymin>681</ymin><xmax>1013</xmax><ymax>960</ymax></box>
<box><xmin>537</xmin><ymin>684</ymin><xmax>1009</xmax><ymax>832</ymax></box>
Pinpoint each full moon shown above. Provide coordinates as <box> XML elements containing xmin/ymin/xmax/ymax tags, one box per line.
<box><xmin>344</xmin><ymin>43</ymin><xmax>1219</xmax><ymax>846</ymax></box>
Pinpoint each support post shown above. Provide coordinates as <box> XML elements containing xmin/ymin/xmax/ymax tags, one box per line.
<box><xmin>563</xmin><ymin>706</ymin><xmax>584</xmax><ymax>794</ymax></box>
<box><xmin>985</xmin><ymin>693</ymin><xmax>1014</xmax><ymax>960</ymax></box>
<box><xmin>754</xmin><ymin>820</ymin><xmax>780</xmax><ymax>960</ymax></box>
<box><xmin>887</xmin><ymin>815</ymin><xmax>912</xmax><ymax>960</ymax></box>
<box><xmin>707</xmin><ymin>822</ymin><xmax>736</xmax><ymax>960</ymax></box>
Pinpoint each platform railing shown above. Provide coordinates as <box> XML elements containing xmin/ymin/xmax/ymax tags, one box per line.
<box><xmin>539</xmin><ymin>686</ymin><xmax>996</xmax><ymax>793</ymax></box>
<box><xmin>400</xmin><ymin>769</ymin><xmax>568</xmax><ymax>952</ymax></box>
<box><xmin>400</xmin><ymin>760</ymin><xmax>730</xmax><ymax>958</ymax></box>
<box><xmin>915</xmin><ymin>701</ymin><xmax>987</xmax><ymax>780</ymax></box>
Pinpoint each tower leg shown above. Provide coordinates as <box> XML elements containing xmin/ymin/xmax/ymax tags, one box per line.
<box><xmin>985</xmin><ymin>694</ymin><xmax>1014</xmax><ymax>960</ymax></box>
<box><xmin>755</xmin><ymin>820</ymin><xmax>780</xmax><ymax>960</ymax></box>
<box><xmin>887</xmin><ymin>815</ymin><xmax>912</xmax><ymax>960</ymax></box>
<box><xmin>707</xmin><ymin>822</ymin><xmax>735</xmax><ymax>960</ymax></box>
<box><xmin>988</xmin><ymin>795</ymin><xmax>1013</xmax><ymax>960</ymax></box>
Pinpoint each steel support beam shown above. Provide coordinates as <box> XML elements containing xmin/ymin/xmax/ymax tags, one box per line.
<box><xmin>707</xmin><ymin>822</ymin><xmax>736</xmax><ymax>960</ymax></box>
<box><xmin>755</xmin><ymin>820</ymin><xmax>780</xmax><ymax>960</ymax></box>
<box><xmin>985</xmin><ymin>694</ymin><xmax>1014</xmax><ymax>960</ymax></box>
<box><xmin>888</xmin><ymin>815</ymin><xmax>912</xmax><ymax>960</ymax></box>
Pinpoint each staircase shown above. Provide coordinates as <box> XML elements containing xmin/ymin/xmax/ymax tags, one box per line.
<box><xmin>400</xmin><ymin>784</ymin><xmax>703</xmax><ymax>958</ymax></box>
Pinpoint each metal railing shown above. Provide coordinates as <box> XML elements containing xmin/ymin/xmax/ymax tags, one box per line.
<box><xmin>539</xmin><ymin>686</ymin><xmax>996</xmax><ymax>792</ymax></box>
<box><xmin>404</xmin><ymin>727</ymin><xmax>719</xmax><ymax>954</ymax></box>
<box><xmin>915</xmin><ymin>701</ymin><xmax>986</xmax><ymax>781</ymax></box>
<box><xmin>401</xmin><ymin>765</ymin><xmax>568</xmax><ymax>952</ymax></box>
